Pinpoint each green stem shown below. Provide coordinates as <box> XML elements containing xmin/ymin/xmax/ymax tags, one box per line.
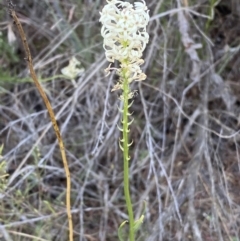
<box><xmin>122</xmin><ymin>71</ymin><xmax>135</xmax><ymax>241</ymax></box>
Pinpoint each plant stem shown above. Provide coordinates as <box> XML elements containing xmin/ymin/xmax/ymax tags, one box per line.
<box><xmin>122</xmin><ymin>72</ymin><xmax>135</xmax><ymax>241</ymax></box>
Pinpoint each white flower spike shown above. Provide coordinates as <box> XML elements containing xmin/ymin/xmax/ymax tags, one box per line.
<box><xmin>100</xmin><ymin>0</ymin><xmax>149</xmax><ymax>92</ymax></box>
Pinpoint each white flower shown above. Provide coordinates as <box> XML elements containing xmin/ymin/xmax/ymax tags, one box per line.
<box><xmin>7</xmin><ymin>24</ymin><xmax>17</xmax><ymax>46</ymax></box>
<box><xmin>134</xmin><ymin>0</ymin><xmax>148</xmax><ymax>12</ymax></box>
<box><xmin>61</xmin><ymin>57</ymin><xmax>84</xmax><ymax>79</ymax></box>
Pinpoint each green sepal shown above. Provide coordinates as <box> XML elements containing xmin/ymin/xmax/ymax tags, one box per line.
<box><xmin>117</xmin><ymin>124</ymin><xmax>123</xmax><ymax>132</ymax></box>
<box><xmin>118</xmin><ymin>106</ymin><xmax>124</xmax><ymax>113</ymax></box>
<box><xmin>128</xmin><ymin>118</ymin><xmax>134</xmax><ymax>125</ymax></box>
<box><xmin>118</xmin><ymin>141</ymin><xmax>124</xmax><ymax>151</ymax></box>
<box><xmin>128</xmin><ymin>140</ymin><xmax>133</xmax><ymax>147</ymax></box>
<box><xmin>128</xmin><ymin>101</ymin><xmax>134</xmax><ymax>108</ymax></box>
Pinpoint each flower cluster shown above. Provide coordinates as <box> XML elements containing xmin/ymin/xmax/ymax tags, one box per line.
<box><xmin>61</xmin><ymin>57</ymin><xmax>85</xmax><ymax>79</ymax></box>
<box><xmin>100</xmin><ymin>0</ymin><xmax>149</xmax><ymax>87</ymax></box>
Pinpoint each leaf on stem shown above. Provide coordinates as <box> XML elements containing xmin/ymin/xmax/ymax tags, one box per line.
<box><xmin>118</xmin><ymin>220</ymin><xmax>128</xmax><ymax>241</ymax></box>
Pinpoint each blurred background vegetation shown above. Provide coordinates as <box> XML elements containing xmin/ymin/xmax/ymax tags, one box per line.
<box><xmin>0</xmin><ymin>0</ymin><xmax>240</xmax><ymax>240</ymax></box>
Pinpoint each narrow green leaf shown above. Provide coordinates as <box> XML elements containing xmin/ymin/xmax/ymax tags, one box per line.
<box><xmin>118</xmin><ymin>220</ymin><xmax>128</xmax><ymax>241</ymax></box>
<box><xmin>133</xmin><ymin>214</ymin><xmax>144</xmax><ymax>232</ymax></box>
<box><xmin>0</xmin><ymin>144</ymin><xmax>3</xmax><ymax>155</ymax></box>
<box><xmin>133</xmin><ymin>201</ymin><xmax>147</xmax><ymax>232</ymax></box>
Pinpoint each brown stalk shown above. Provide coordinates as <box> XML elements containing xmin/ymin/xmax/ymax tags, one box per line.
<box><xmin>7</xmin><ymin>2</ymin><xmax>73</xmax><ymax>241</ymax></box>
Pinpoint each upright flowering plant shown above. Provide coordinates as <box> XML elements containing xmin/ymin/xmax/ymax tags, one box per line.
<box><xmin>100</xmin><ymin>1</ymin><xmax>149</xmax><ymax>240</ymax></box>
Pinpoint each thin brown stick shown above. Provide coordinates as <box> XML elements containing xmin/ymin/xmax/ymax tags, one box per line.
<box><xmin>7</xmin><ymin>2</ymin><xmax>73</xmax><ymax>241</ymax></box>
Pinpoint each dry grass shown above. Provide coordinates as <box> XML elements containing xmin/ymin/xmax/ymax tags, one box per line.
<box><xmin>1</xmin><ymin>0</ymin><xmax>240</xmax><ymax>240</ymax></box>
